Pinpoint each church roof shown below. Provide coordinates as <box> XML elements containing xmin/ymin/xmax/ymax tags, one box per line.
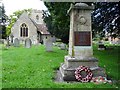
<box><xmin>11</xmin><ymin>10</ymin><xmax>50</xmax><ymax>35</ymax></box>
<box><xmin>29</xmin><ymin>18</ymin><xmax>50</xmax><ymax>35</ymax></box>
<box><xmin>36</xmin><ymin>24</ymin><xmax>50</xmax><ymax>35</ymax></box>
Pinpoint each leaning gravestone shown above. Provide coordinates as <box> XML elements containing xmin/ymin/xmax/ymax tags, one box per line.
<box><xmin>59</xmin><ymin>3</ymin><xmax>106</xmax><ymax>81</ymax></box>
<box><xmin>45</xmin><ymin>37</ymin><xmax>53</xmax><ymax>52</ymax></box>
<box><xmin>14</xmin><ymin>38</ymin><xmax>20</xmax><ymax>47</ymax></box>
<box><xmin>25</xmin><ymin>38</ymin><xmax>32</xmax><ymax>48</ymax></box>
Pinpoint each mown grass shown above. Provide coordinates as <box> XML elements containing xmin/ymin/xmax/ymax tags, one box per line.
<box><xmin>1</xmin><ymin>44</ymin><xmax>119</xmax><ymax>88</ymax></box>
<box><xmin>0</xmin><ymin>44</ymin><xmax>2</xmax><ymax>89</ymax></box>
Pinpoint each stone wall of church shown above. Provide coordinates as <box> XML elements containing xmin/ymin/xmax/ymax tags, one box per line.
<box><xmin>11</xmin><ymin>13</ymin><xmax>38</xmax><ymax>44</ymax></box>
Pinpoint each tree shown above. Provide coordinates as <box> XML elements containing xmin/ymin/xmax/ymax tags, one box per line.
<box><xmin>43</xmin><ymin>2</ymin><xmax>71</xmax><ymax>44</ymax></box>
<box><xmin>0</xmin><ymin>2</ymin><xmax>7</xmax><ymax>39</ymax></box>
<box><xmin>44</xmin><ymin>2</ymin><xmax>119</xmax><ymax>43</ymax></box>
<box><xmin>92</xmin><ymin>2</ymin><xmax>119</xmax><ymax>38</ymax></box>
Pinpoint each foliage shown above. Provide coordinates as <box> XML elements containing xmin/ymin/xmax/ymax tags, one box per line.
<box><xmin>43</xmin><ymin>2</ymin><xmax>71</xmax><ymax>44</ymax></box>
<box><xmin>2</xmin><ymin>44</ymin><xmax>119</xmax><ymax>88</ymax></box>
<box><xmin>0</xmin><ymin>3</ymin><xmax>7</xmax><ymax>39</ymax></box>
<box><xmin>44</xmin><ymin>2</ymin><xmax>119</xmax><ymax>42</ymax></box>
<box><xmin>6</xmin><ymin>9</ymin><xmax>32</xmax><ymax>36</ymax></box>
<box><xmin>92</xmin><ymin>2</ymin><xmax>119</xmax><ymax>38</ymax></box>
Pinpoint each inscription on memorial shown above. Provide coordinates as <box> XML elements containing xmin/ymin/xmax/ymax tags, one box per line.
<box><xmin>74</xmin><ymin>31</ymin><xmax>91</xmax><ymax>46</ymax></box>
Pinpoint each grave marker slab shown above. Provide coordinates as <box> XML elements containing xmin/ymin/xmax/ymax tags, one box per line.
<box><xmin>45</xmin><ymin>37</ymin><xmax>53</xmax><ymax>52</ymax></box>
<box><xmin>60</xmin><ymin>43</ymin><xmax>66</xmax><ymax>50</ymax></box>
<box><xmin>98</xmin><ymin>41</ymin><xmax>106</xmax><ymax>50</ymax></box>
<box><xmin>25</xmin><ymin>38</ymin><xmax>32</xmax><ymax>48</ymax></box>
<box><xmin>14</xmin><ymin>38</ymin><xmax>20</xmax><ymax>47</ymax></box>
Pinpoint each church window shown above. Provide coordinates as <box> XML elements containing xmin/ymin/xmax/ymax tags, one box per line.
<box><xmin>20</xmin><ymin>23</ymin><xmax>28</xmax><ymax>37</ymax></box>
<box><xmin>36</xmin><ymin>15</ymin><xmax>39</xmax><ymax>20</ymax></box>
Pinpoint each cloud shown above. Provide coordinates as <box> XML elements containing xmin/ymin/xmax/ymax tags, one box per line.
<box><xmin>3</xmin><ymin>0</ymin><xmax>47</xmax><ymax>16</ymax></box>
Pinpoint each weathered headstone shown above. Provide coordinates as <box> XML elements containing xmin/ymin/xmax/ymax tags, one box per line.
<box><xmin>4</xmin><ymin>38</ymin><xmax>9</xmax><ymax>48</ymax></box>
<box><xmin>117</xmin><ymin>39</ymin><xmax>120</xmax><ymax>44</ymax></box>
<box><xmin>98</xmin><ymin>41</ymin><xmax>106</xmax><ymax>50</ymax></box>
<box><xmin>0</xmin><ymin>39</ymin><xmax>4</xmax><ymax>44</ymax></box>
<box><xmin>60</xmin><ymin>43</ymin><xmax>66</xmax><ymax>50</ymax></box>
<box><xmin>25</xmin><ymin>38</ymin><xmax>32</xmax><ymax>48</ymax></box>
<box><xmin>45</xmin><ymin>37</ymin><xmax>53</xmax><ymax>52</ymax></box>
<box><xmin>14</xmin><ymin>38</ymin><xmax>20</xmax><ymax>47</ymax></box>
<box><xmin>6</xmin><ymin>39</ymin><xmax>9</xmax><ymax>48</ymax></box>
<box><xmin>51</xmin><ymin>36</ymin><xmax>56</xmax><ymax>43</ymax></box>
<box><xmin>59</xmin><ymin>3</ymin><xmax>106</xmax><ymax>81</ymax></box>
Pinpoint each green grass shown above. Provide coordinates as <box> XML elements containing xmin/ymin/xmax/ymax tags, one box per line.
<box><xmin>94</xmin><ymin>44</ymin><xmax>119</xmax><ymax>80</ymax></box>
<box><xmin>2</xmin><ymin>44</ymin><xmax>120</xmax><ymax>88</ymax></box>
<box><xmin>0</xmin><ymin>44</ymin><xmax>2</xmax><ymax>89</ymax></box>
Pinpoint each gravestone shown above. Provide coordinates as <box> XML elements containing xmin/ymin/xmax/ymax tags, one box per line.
<box><xmin>59</xmin><ymin>3</ymin><xmax>106</xmax><ymax>81</ymax></box>
<box><xmin>14</xmin><ymin>38</ymin><xmax>20</xmax><ymax>47</ymax></box>
<box><xmin>98</xmin><ymin>41</ymin><xmax>106</xmax><ymax>50</ymax></box>
<box><xmin>6</xmin><ymin>38</ymin><xmax>9</xmax><ymax>48</ymax></box>
<box><xmin>0</xmin><ymin>39</ymin><xmax>4</xmax><ymax>44</ymax></box>
<box><xmin>9</xmin><ymin>34</ymin><xmax>14</xmax><ymax>43</ymax></box>
<box><xmin>25</xmin><ymin>38</ymin><xmax>32</xmax><ymax>48</ymax></box>
<box><xmin>45</xmin><ymin>37</ymin><xmax>53</xmax><ymax>52</ymax></box>
<box><xmin>117</xmin><ymin>39</ymin><xmax>120</xmax><ymax>44</ymax></box>
<box><xmin>4</xmin><ymin>38</ymin><xmax>9</xmax><ymax>48</ymax></box>
<box><xmin>60</xmin><ymin>43</ymin><xmax>66</xmax><ymax>50</ymax></box>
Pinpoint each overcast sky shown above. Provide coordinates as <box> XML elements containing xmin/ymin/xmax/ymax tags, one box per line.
<box><xmin>2</xmin><ymin>0</ymin><xmax>47</xmax><ymax>16</ymax></box>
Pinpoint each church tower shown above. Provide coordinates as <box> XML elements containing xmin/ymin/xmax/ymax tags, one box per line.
<box><xmin>30</xmin><ymin>9</ymin><xmax>44</xmax><ymax>24</ymax></box>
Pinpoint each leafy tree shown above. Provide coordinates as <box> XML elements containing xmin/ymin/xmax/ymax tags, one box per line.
<box><xmin>43</xmin><ymin>2</ymin><xmax>71</xmax><ymax>44</ymax></box>
<box><xmin>44</xmin><ymin>2</ymin><xmax>119</xmax><ymax>43</ymax></box>
<box><xmin>0</xmin><ymin>2</ymin><xmax>7</xmax><ymax>39</ymax></box>
<box><xmin>92</xmin><ymin>2</ymin><xmax>119</xmax><ymax>38</ymax></box>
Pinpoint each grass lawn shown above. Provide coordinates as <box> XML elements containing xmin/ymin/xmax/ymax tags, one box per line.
<box><xmin>0</xmin><ymin>44</ymin><xmax>2</xmax><ymax>89</ymax></box>
<box><xmin>1</xmin><ymin>44</ymin><xmax>120</xmax><ymax>88</ymax></box>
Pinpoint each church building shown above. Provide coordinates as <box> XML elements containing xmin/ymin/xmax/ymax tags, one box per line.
<box><xmin>10</xmin><ymin>9</ymin><xmax>51</xmax><ymax>44</ymax></box>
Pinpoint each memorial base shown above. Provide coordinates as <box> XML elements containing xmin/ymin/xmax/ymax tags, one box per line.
<box><xmin>58</xmin><ymin>56</ymin><xmax>106</xmax><ymax>81</ymax></box>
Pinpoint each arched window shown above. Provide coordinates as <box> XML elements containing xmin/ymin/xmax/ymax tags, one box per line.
<box><xmin>36</xmin><ymin>15</ymin><xmax>39</xmax><ymax>20</ymax></box>
<box><xmin>20</xmin><ymin>23</ymin><xmax>28</xmax><ymax>37</ymax></box>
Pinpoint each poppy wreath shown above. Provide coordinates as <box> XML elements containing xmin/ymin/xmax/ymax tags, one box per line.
<box><xmin>75</xmin><ymin>66</ymin><xmax>93</xmax><ymax>82</ymax></box>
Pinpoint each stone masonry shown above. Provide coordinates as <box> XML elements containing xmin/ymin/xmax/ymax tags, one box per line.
<box><xmin>58</xmin><ymin>3</ymin><xmax>106</xmax><ymax>81</ymax></box>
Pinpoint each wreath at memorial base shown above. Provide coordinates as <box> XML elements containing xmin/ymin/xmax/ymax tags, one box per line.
<box><xmin>75</xmin><ymin>66</ymin><xmax>93</xmax><ymax>82</ymax></box>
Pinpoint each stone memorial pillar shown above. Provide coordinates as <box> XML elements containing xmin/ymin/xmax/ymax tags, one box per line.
<box><xmin>59</xmin><ymin>3</ymin><xmax>106</xmax><ymax>81</ymax></box>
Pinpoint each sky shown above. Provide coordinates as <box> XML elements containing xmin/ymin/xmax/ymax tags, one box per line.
<box><xmin>2</xmin><ymin>0</ymin><xmax>47</xmax><ymax>16</ymax></box>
